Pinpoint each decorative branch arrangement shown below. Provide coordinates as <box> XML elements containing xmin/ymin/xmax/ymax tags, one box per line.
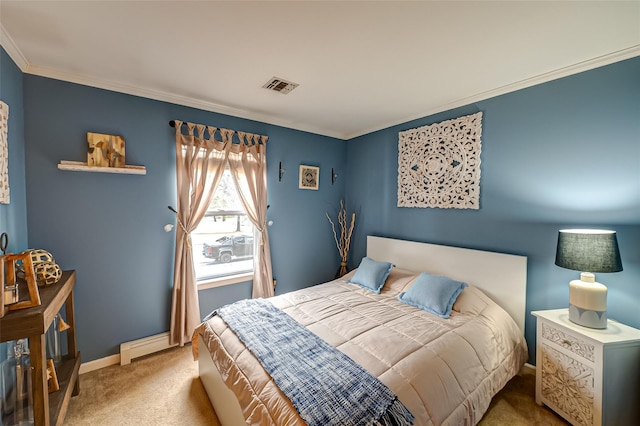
<box><xmin>326</xmin><ymin>200</ymin><xmax>356</xmax><ymax>278</ymax></box>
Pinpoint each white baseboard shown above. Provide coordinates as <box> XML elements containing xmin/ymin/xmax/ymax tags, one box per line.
<box><xmin>79</xmin><ymin>331</ymin><xmax>177</xmax><ymax>374</ymax></box>
<box><xmin>79</xmin><ymin>354</ymin><xmax>120</xmax><ymax>374</ymax></box>
<box><xmin>520</xmin><ymin>362</ymin><xmax>536</xmax><ymax>375</ymax></box>
<box><xmin>119</xmin><ymin>331</ymin><xmax>177</xmax><ymax>365</ymax></box>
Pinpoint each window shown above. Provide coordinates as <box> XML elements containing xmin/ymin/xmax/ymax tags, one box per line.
<box><xmin>192</xmin><ymin>169</ymin><xmax>255</xmax><ymax>284</ymax></box>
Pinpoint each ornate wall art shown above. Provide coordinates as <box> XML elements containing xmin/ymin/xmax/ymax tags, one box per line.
<box><xmin>398</xmin><ymin>112</ymin><xmax>483</xmax><ymax>209</ymax></box>
<box><xmin>1</xmin><ymin>100</ymin><xmax>9</xmax><ymax>204</ymax></box>
<box><xmin>299</xmin><ymin>165</ymin><xmax>319</xmax><ymax>190</ymax></box>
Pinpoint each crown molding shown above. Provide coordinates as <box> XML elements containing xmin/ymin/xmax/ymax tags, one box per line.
<box><xmin>0</xmin><ymin>24</ymin><xmax>28</xmax><ymax>71</ymax></box>
<box><xmin>3</xmin><ymin>27</ymin><xmax>638</xmax><ymax>141</ymax></box>
<box><xmin>346</xmin><ymin>44</ymin><xmax>640</xmax><ymax>139</ymax></box>
<box><xmin>23</xmin><ymin>64</ymin><xmax>345</xmax><ymax>140</ymax></box>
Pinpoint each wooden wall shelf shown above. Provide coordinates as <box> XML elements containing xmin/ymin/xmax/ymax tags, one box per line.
<box><xmin>57</xmin><ymin>160</ymin><xmax>146</xmax><ymax>175</ymax></box>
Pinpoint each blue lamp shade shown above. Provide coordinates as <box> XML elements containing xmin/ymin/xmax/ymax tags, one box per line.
<box><xmin>555</xmin><ymin>229</ymin><xmax>623</xmax><ymax>329</ymax></box>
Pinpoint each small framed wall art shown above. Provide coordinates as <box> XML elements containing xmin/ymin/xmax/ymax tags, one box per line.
<box><xmin>299</xmin><ymin>165</ymin><xmax>319</xmax><ymax>190</ymax></box>
<box><xmin>87</xmin><ymin>132</ymin><xmax>126</xmax><ymax>168</ymax></box>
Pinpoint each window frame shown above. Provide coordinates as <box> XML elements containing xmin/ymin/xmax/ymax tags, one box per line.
<box><xmin>197</xmin><ymin>271</ymin><xmax>253</xmax><ymax>290</ymax></box>
<box><xmin>191</xmin><ymin>167</ymin><xmax>255</xmax><ymax>289</ymax></box>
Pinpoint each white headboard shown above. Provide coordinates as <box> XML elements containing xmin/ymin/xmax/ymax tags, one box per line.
<box><xmin>367</xmin><ymin>236</ymin><xmax>527</xmax><ymax>332</ymax></box>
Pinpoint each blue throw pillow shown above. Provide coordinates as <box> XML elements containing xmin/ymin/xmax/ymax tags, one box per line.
<box><xmin>398</xmin><ymin>272</ymin><xmax>468</xmax><ymax>318</ymax></box>
<box><xmin>348</xmin><ymin>257</ymin><xmax>394</xmax><ymax>293</ymax></box>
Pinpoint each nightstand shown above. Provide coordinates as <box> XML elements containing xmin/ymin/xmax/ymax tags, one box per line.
<box><xmin>532</xmin><ymin>309</ymin><xmax>640</xmax><ymax>426</ymax></box>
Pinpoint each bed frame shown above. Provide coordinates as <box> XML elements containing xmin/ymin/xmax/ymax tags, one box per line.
<box><xmin>367</xmin><ymin>236</ymin><xmax>527</xmax><ymax>332</ymax></box>
<box><xmin>198</xmin><ymin>236</ymin><xmax>528</xmax><ymax>424</ymax></box>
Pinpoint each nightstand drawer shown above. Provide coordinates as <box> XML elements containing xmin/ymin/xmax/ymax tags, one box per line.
<box><xmin>540</xmin><ymin>343</ymin><xmax>594</xmax><ymax>426</ymax></box>
<box><xmin>541</xmin><ymin>322</ymin><xmax>595</xmax><ymax>362</ymax></box>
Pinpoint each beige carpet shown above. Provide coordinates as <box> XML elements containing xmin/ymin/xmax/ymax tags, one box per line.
<box><xmin>64</xmin><ymin>345</ymin><xmax>567</xmax><ymax>425</ymax></box>
<box><xmin>478</xmin><ymin>370</ymin><xmax>568</xmax><ymax>425</ymax></box>
<box><xmin>64</xmin><ymin>346</ymin><xmax>220</xmax><ymax>426</ymax></box>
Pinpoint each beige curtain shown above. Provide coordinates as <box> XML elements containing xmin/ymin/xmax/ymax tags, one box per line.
<box><xmin>170</xmin><ymin>121</ymin><xmax>230</xmax><ymax>346</ymax></box>
<box><xmin>228</xmin><ymin>132</ymin><xmax>273</xmax><ymax>298</ymax></box>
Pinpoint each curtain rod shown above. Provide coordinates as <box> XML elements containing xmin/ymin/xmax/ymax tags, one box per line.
<box><xmin>169</xmin><ymin>120</ymin><xmax>218</xmax><ymax>128</ymax></box>
<box><xmin>169</xmin><ymin>120</ymin><xmax>220</xmax><ymax>128</ymax></box>
<box><xmin>169</xmin><ymin>120</ymin><xmax>268</xmax><ymax>141</ymax></box>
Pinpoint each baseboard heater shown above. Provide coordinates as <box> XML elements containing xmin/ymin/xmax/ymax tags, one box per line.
<box><xmin>120</xmin><ymin>332</ymin><xmax>177</xmax><ymax>365</ymax></box>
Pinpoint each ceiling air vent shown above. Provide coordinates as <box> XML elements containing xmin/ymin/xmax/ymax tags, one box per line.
<box><xmin>262</xmin><ymin>77</ymin><xmax>299</xmax><ymax>94</ymax></box>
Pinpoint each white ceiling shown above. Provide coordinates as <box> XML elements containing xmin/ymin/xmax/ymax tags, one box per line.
<box><xmin>1</xmin><ymin>1</ymin><xmax>639</xmax><ymax>140</ymax></box>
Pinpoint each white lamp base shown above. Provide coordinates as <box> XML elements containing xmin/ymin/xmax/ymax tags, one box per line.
<box><xmin>568</xmin><ymin>272</ymin><xmax>608</xmax><ymax>329</ymax></box>
<box><xmin>569</xmin><ymin>304</ymin><xmax>607</xmax><ymax>329</ymax></box>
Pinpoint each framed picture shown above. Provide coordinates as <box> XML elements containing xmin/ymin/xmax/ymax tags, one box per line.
<box><xmin>299</xmin><ymin>165</ymin><xmax>319</xmax><ymax>190</ymax></box>
<box><xmin>3</xmin><ymin>252</ymin><xmax>41</xmax><ymax>311</ymax></box>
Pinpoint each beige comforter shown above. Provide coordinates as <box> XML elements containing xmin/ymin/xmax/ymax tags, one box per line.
<box><xmin>194</xmin><ymin>268</ymin><xmax>528</xmax><ymax>425</ymax></box>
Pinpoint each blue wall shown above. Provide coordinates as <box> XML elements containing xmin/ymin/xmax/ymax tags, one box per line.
<box><xmin>0</xmin><ymin>47</ymin><xmax>28</xmax><ymax>367</ymax></box>
<box><xmin>23</xmin><ymin>76</ymin><xmax>346</xmax><ymax>362</ymax></box>
<box><xmin>0</xmin><ymin>47</ymin><xmax>28</xmax><ymax>252</ymax></box>
<box><xmin>5</xmin><ymin>44</ymin><xmax>639</xmax><ymax>366</ymax></box>
<box><xmin>345</xmin><ymin>56</ymin><xmax>640</xmax><ymax>364</ymax></box>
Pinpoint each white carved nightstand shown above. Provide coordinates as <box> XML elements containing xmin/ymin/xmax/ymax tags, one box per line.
<box><xmin>532</xmin><ymin>309</ymin><xmax>640</xmax><ymax>426</ymax></box>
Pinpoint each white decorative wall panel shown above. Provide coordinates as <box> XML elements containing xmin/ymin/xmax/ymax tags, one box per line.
<box><xmin>398</xmin><ymin>112</ymin><xmax>482</xmax><ymax>209</ymax></box>
<box><xmin>0</xmin><ymin>101</ymin><xmax>9</xmax><ymax>204</ymax></box>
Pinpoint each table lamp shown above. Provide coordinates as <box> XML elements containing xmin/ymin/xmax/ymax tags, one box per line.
<box><xmin>555</xmin><ymin>229</ymin><xmax>623</xmax><ymax>329</ymax></box>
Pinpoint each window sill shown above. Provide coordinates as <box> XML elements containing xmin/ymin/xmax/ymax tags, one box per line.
<box><xmin>197</xmin><ymin>272</ymin><xmax>253</xmax><ymax>290</ymax></box>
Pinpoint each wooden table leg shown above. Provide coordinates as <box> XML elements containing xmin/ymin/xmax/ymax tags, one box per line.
<box><xmin>30</xmin><ymin>333</ymin><xmax>50</xmax><ymax>426</ymax></box>
<box><xmin>65</xmin><ymin>290</ymin><xmax>80</xmax><ymax>396</ymax></box>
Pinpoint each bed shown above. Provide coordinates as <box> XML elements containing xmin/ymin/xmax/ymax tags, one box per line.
<box><xmin>194</xmin><ymin>236</ymin><xmax>528</xmax><ymax>425</ymax></box>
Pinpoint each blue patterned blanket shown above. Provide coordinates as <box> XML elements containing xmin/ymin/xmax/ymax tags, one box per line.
<box><xmin>214</xmin><ymin>298</ymin><xmax>414</xmax><ymax>426</ymax></box>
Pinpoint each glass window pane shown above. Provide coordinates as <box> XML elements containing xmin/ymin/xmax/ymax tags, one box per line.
<box><xmin>191</xmin><ymin>169</ymin><xmax>254</xmax><ymax>282</ymax></box>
